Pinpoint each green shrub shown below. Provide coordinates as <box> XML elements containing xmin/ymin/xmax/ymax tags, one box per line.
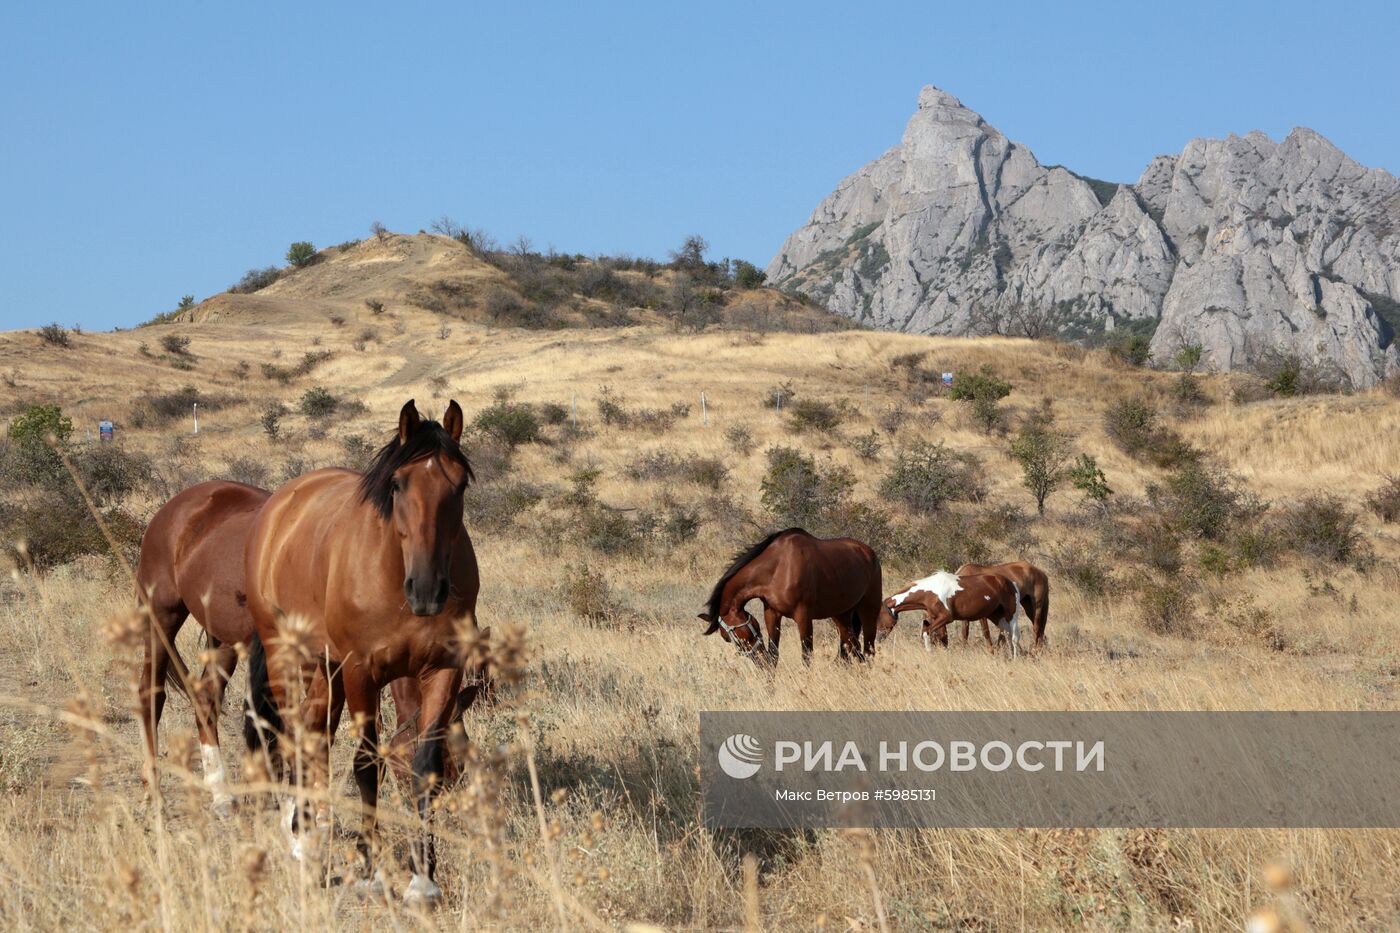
<box><xmin>3</xmin><ymin>404</ymin><xmax>73</xmax><ymax>486</ymax></box>
<box><xmin>299</xmin><ymin>386</ymin><xmax>339</xmax><ymax>418</ymax></box>
<box><xmin>879</xmin><ymin>441</ymin><xmax>982</xmax><ymax>516</ymax></box>
<box><xmin>733</xmin><ymin>260</ymin><xmax>767</xmax><ymax>289</ymax></box>
<box><xmin>160</xmin><ymin>334</ymin><xmax>191</xmax><ymax>356</ymax></box>
<box><xmin>1138</xmin><ymin>579</ymin><xmax>1195</xmax><ymax>636</ymax></box>
<box><xmin>73</xmin><ymin>445</ymin><xmax>153</xmax><ymax>505</ymax></box>
<box><xmin>1278</xmin><ymin>495</ymin><xmax>1367</xmax><ymax>565</ymax></box>
<box><xmin>1147</xmin><ymin>462</ymin><xmax>1264</xmax><ymax>541</ymax></box>
<box><xmin>1256</xmin><ymin>353</ymin><xmax>1345</xmax><ymax>397</ymax></box>
<box><xmin>285</xmin><ymin>241</ymin><xmax>317</xmax><ymax>267</ymax></box>
<box><xmin>225</xmin><ymin>456</ymin><xmax>269</xmax><ymax>487</ymax></box>
<box><xmin>260</xmin><ymin>403</ymin><xmax>285</xmax><ymax>439</ymax></box>
<box><xmin>850</xmin><ymin>430</ymin><xmax>882</xmax><ymax>461</ymax></box>
<box><xmin>948</xmin><ymin>365</ymin><xmax>1012</xmax><ymax>403</ymax></box>
<box><xmin>560</xmin><ymin>564</ymin><xmax>624</xmax><ymax>627</ymax></box>
<box><xmin>1103</xmin><ymin>397</ymin><xmax>1199</xmax><ymax>467</ymax></box>
<box><xmin>724</xmin><ymin>424</ymin><xmax>755</xmax><ymax>455</ymax></box>
<box><xmin>624</xmin><ymin>449</ymin><xmax>728</xmax><ymax>489</ymax></box>
<box><xmin>1</xmin><ymin>496</ymin><xmax>143</xmax><ymax>571</ymax></box>
<box><xmin>760</xmin><ymin>446</ymin><xmax>853</xmax><ymax>527</ymax></box>
<box><xmin>786</xmin><ymin>398</ymin><xmax>843</xmax><ymax>434</ymax></box>
<box><xmin>1174</xmin><ymin>344</ymin><xmax>1203</xmax><ymax>371</ymax></box>
<box><xmin>1365</xmin><ymin>476</ymin><xmax>1400</xmax><ymax>523</ymax></box>
<box><xmin>1068</xmin><ymin>453</ymin><xmax>1113</xmax><ymax>509</ymax></box>
<box><xmin>473</xmin><ymin>401</ymin><xmax>541</xmax><ymax>448</ymax></box>
<box><xmin>538</xmin><ymin>402</ymin><xmax>570</xmax><ymax>426</ymax></box>
<box><xmin>1108</xmin><ymin>332</ymin><xmax>1153</xmax><ymax>367</ymax></box>
<box><xmin>464</xmin><ymin>480</ymin><xmax>544</xmax><ymax>531</ymax></box>
<box><xmin>1051</xmin><ymin>542</ymin><xmax>1113</xmax><ymax>597</ymax></box>
<box><xmin>232</xmin><ymin>266</ymin><xmax>281</xmax><ymax>293</ymax></box>
<box><xmin>596</xmin><ymin>386</ymin><xmax>628</xmax><ymax>427</ymax></box>
<box><xmin>947</xmin><ymin>366</ymin><xmax>1012</xmax><ymax>434</ymax></box>
<box><xmin>37</xmin><ymin>323</ymin><xmax>71</xmax><ymax>348</ymax></box>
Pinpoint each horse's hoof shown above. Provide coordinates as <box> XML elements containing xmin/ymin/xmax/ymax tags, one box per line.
<box><xmin>211</xmin><ymin>795</ymin><xmax>235</xmax><ymax>821</ymax></box>
<box><xmin>403</xmin><ymin>873</ymin><xmax>443</xmax><ymax>910</ymax></box>
<box><xmin>350</xmin><ymin>873</ymin><xmax>388</xmax><ymax>902</ymax></box>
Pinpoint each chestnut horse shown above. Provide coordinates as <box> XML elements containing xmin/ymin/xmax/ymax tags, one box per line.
<box><xmin>699</xmin><ymin>528</ymin><xmax>882</xmax><ymax>664</ymax></box>
<box><xmin>878</xmin><ymin>571</ymin><xmax>1024</xmax><ymax>658</ymax></box>
<box><xmin>135</xmin><ymin>480</ymin><xmax>269</xmax><ymax>818</ymax></box>
<box><xmin>243</xmin><ymin>400</ymin><xmax>480</xmax><ymax>908</ymax></box>
<box><xmin>954</xmin><ymin>561</ymin><xmax>1050</xmax><ymax>649</ymax></box>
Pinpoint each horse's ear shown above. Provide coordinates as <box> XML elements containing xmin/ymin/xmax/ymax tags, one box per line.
<box><xmin>442</xmin><ymin>400</ymin><xmax>464</xmax><ymax>442</ymax></box>
<box><xmin>398</xmin><ymin>399</ymin><xmax>420</xmax><ymax>444</ymax></box>
<box><xmin>698</xmin><ymin>612</ymin><xmax>719</xmax><ymax>635</ymax></box>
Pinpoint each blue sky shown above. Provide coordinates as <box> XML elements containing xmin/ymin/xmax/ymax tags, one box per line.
<box><xmin>2</xmin><ymin>1</ymin><xmax>1397</xmax><ymax>331</ymax></box>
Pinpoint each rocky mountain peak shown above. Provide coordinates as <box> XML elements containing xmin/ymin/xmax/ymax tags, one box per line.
<box><xmin>769</xmin><ymin>88</ymin><xmax>1400</xmax><ymax>386</ymax></box>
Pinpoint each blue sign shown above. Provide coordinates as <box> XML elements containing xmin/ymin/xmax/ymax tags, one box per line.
<box><xmin>98</xmin><ymin>420</ymin><xmax>113</xmax><ymax>442</ymax></box>
<box><xmin>941</xmin><ymin>372</ymin><xmax>954</xmax><ymax>387</ymax></box>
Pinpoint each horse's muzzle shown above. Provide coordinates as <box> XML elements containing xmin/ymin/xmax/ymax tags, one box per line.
<box><xmin>405</xmin><ymin>574</ymin><xmax>450</xmax><ymax>617</ymax></box>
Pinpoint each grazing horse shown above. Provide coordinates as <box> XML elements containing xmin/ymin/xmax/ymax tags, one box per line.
<box><xmin>698</xmin><ymin>528</ymin><xmax>883</xmax><ymax>664</ymax></box>
<box><xmin>878</xmin><ymin>571</ymin><xmax>1024</xmax><ymax>658</ymax></box>
<box><xmin>135</xmin><ymin>480</ymin><xmax>269</xmax><ymax>818</ymax></box>
<box><xmin>954</xmin><ymin>561</ymin><xmax>1050</xmax><ymax>649</ymax></box>
<box><xmin>243</xmin><ymin>400</ymin><xmax>480</xmax><ymax>908</ymax></box>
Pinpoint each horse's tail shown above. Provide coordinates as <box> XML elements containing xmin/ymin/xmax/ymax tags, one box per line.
<box><xmin>242</xmin><ymin>633</ymin><xmax>282</xmax><ymax>762</ymax></box>
<box><xmin>1034</xmin><ymin>579</ymin><xmax>1049</xmax><ymax>644</ymax></box>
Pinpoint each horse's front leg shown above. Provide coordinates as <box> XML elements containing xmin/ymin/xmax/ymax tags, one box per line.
<box><xmin>793</xmin><ymin>609</ymin><xmax>814</xmax><ymax>665</ymax></box>
<box><xmin>283</xmin><ymin>664</ymin><xmax>342</xmax><ymax>865</ymax></box>
<box><xmin>405</xmin><ymin>665</ymin><xmax>464</xmax><ymax>909</ymax></box>
<box><xmin>193</xmin><ymin>640</ymin><xmax>239</xmax><ymax>819</ymax></box>
<box><xmin>763</xmin><ymin>606</ymin><xmax>782</xmax><ymax>665</ymax></box>
<box><xmin>344</xmin><ymin>667</ymin><xmax>384</xmax><ymax>894</ymax></box>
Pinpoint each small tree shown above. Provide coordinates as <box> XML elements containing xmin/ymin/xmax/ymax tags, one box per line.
<box><xmin>6</xmin><ymin>403</ymin><xmax>73</xmax><ymax>484</ymax></box>
<box><xmin>1174</xmin><ymin>343</ymin><xmax>1203</xmax><ymax>371</ymax></box>
<box><xmin>177</xmin><ymin>295</ymin><xmax>195</xmax><ymax>311</ymax></box>
<box><xmin>1068</xmin><ymin>453</ymin><xmax>1113</xmax><ymax>511</ymax></box>
<box><xmin>1009</xmin><ymin>416</ymin><xmax>1072</xmax><ymax>516</ymax></box>
<box><xmin>286</xmin><ymin>241</ymin><xmax>317</xmax><ymax>267</ymax></box>
<box><xmin>949</xmin><ymin>365</ymin><xmax>1012</xmax><ymax>434</ymax></box>
<box><xmin>260</xmin><ymin>404</ymin><xmax>285</xmax><ymax>439</ymax></box>
<box><xmin>733</xmin><ymin>260</ymin><xmax>767</xmax><ymax>289</ymax></box>
<box><xmin>669</xmin><ymin>234</ymin><xmax>709</xmax><ymax>272</ymax></box>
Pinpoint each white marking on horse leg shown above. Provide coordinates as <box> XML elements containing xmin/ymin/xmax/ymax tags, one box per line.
<box><xmin>922</xmin><ymin>630</ymin><xmax>932</xmax><ymax>652</ymax></box>
<box><xmin>201</xmin><ymin>743</ymin><xmax>234</xmax><ymax>818</ymax></box>
<box><xmin>281</xmin><ymin>799</ymin><xmax>306</xmax><ymax>861</ymax></box>
<box><xmin>404</xmin><ymin>873</ymin><xmax>443</xmax><ymax>909</ymax></box>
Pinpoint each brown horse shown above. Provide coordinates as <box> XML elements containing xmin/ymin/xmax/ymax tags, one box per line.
<box><xmin>243</xmin><ymin>400</ymin><xmax>480</xmax><ymax>908</ymax></box>
<box><xmin>135</xmin><ymin>480</ymin><xmax>269</xmax><ymax>818</ymax></box>
<box><xmin>954</xmin><ymin>561</ymin><xmax>1050</xmax><ymax>649</ymax></box>
<box><xmin>877</xmin><ymin>571</ymin><xmax>1024</xmax><ymax>658</ymax></box>
<box><xmin>699</xmin><ymin>528</ymin><xmax>883</xmax><ymax>664</ymax></box>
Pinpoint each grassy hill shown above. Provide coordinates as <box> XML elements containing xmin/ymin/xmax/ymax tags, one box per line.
<box><xmin>2</xmin><ymin>234</ymin><xmax>1400</xmax><ymax>929</ymax></box>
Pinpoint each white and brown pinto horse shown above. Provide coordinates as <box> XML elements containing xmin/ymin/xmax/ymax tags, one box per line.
<box><xmin>877</xmin><ymin>571</ymin><xmax>1024</xmax><ymax>658</ymax></box>
<box><xmin>953</xmin><ymin>561</ymin><xmax>1050</xmax><ymax>649</ymax></box>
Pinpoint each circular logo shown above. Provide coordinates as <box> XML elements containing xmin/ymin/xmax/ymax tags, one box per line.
<box><xmin>717</xmin><ymin>733</ymin><xmax>763</xmax><ymax>779</ymax></box>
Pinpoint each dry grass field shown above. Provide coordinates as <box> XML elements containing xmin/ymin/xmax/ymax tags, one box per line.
<box><xmin>2</xmin><ymin>233</ymin><xmax>1399</xmax><ymax>930</ymax></box>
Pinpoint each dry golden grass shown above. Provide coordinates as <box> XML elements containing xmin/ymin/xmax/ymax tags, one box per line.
<box><xmin>2</xmin><ymin>254</ymin><xmax>1400</xmax><ymax>929</ymax></box>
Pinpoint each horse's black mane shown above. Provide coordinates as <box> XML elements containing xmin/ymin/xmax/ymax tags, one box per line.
<box><xmin>705</xmin><ymin>527</ymin><xmax>809</xmax><ymax>618</ymax></box>
<box><xmin>357</xmin><ymin>419</ymin><xmax>474</xmax><ymax>519</ymax></box>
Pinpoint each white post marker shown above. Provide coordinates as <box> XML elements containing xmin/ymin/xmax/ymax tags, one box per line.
<box><xmin>701</xmin><ymin>392</ymin><xmax>707</xmax><ymax>427</ymax></box>
<box><xmin>193</xmin><ymin>402</ymin><xmax>199</xmax><ymax>434</ymax></box>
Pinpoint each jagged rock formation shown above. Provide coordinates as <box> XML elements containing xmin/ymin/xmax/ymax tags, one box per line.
<box><xmin>769</xmin><ymin>86</ymin><xmax>1400</xmax><ymax>385</ymax></box>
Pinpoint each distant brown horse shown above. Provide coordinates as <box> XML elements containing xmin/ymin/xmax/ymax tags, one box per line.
<box><xmin>954</xmin><ymin>561</ymin><xmax>1050</xmax><ymax>649</ymax></box>
<box><xmin>244</xmin><ymin>400</ymin><xmax>480</xmax><ymax>908</ymax></box>
<box><xmin>699</xmin><ymin>528</ymin><xmax>883</xmax><ymax>664</ymax></box>
<box><xmin>878</xmin><ymin>571</ymin><xmax>1024</xmax><ymax>658</ymax></box>
<box><xmin>135</xmin><ymin>480</ymin><xmax>270</xmax><ymax>818</ymax></box>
